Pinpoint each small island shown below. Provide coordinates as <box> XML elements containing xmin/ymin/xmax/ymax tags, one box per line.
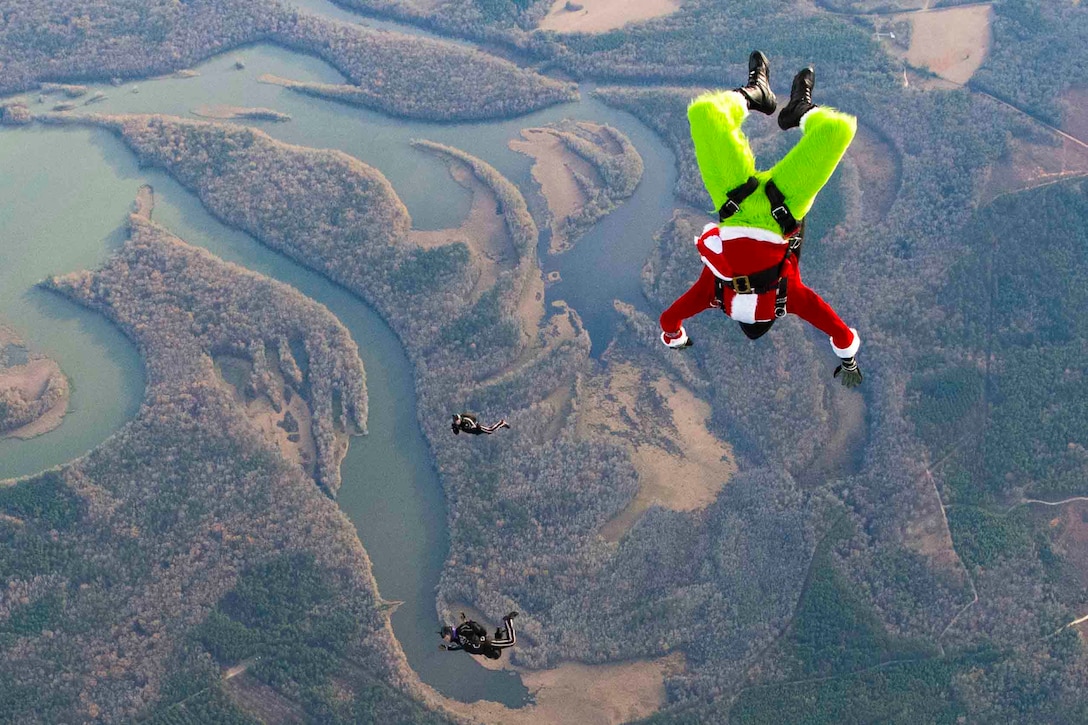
<box><xmin>191</xmin><ymin>105</ymin><xmax>292</xmax><ymax>122</ymax></box>
<box><xmin>0</xmin><ymin>325</ymin><xmax>70</xmax><ymax>439</ymax></box>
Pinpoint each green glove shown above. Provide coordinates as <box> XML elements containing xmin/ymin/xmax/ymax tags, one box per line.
<box><xmin>833</xmin><ymin>357</ymin><xmax>863</xmax><ymax>388</ymax></box>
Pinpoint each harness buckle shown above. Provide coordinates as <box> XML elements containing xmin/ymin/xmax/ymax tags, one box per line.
<box><xmin>732</xmin><ymin>275</ymin><xmax>752</xmax><ymax>294</ymax></box>
<box><xmin>721</xmin><ymin>199</ymin><xmax>740</xmax><ymax>216</ymax></box>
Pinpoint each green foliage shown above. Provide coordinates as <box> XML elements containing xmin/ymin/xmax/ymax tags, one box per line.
<box><xmin>2</xmin><ymin>592</ymin><xmax>65</xmax><ymax>636</ymax></box>
<box><xmin>729</xmin><ymin>657</ymin><xmax>974</xmax><ymax>724</ymax></box>
<box><xmin>790</xmin><ymin>519</ymin><xmax>932</xmax><ymax>676</ymax></box>
<box><xmin>0</xmin><ymin>470</ymin><xmax>82</xmax><ymax>529</ymax></box>
<box><xmin>391</xmin><ymin>243</ymin><xmax>471</xmax><ymax>292</ymax></box>
<box><xmin>946</xmin><ymin>507</ymin><xmax>1034</xmax><ymax>569</ymax></box>
<box><xmin>301</xmin><ymin>680</ymin><xmax>453</xmax><ymax>724</ymax></box>
<box><xmin>195</xmin><ymin>552</ymin><xmax>359</xmax><ymax>693</ymax></box>
<box><xmin>907</xmin><ymin>366</ymin><xmax>984</xmax><ymax>451</ymax></box>
<box><xmin>972</xmin><ymin>0</ymin><xmax>1088</xmax><ymax>125</ymax></box>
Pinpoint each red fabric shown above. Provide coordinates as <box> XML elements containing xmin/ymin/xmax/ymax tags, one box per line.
<box><xmin>696</xmin><ymin>225</ymin><xmax>789</xmax><ymax>278</ymax></box>
<box><xmin>659</xmin><ymin>256</ymin><xmax>854</xmax><ymax>350</ymax></box>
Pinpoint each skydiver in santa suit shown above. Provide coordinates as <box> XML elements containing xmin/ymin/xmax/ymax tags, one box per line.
<box><xmin>659</xmin><ymin>51</ymin><xmax>863</xmax><ymax>387</ymax></box>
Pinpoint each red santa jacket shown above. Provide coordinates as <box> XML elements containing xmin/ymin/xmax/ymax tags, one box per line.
<box><xmin>660</xmin><ymin>223</ymin><xmax>859</xmax><ymax>357</ymax></box>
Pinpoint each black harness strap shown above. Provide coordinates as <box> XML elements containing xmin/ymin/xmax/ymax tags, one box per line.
<box><xmin>718</xmin><ymin>176</ymin><xmax>759</xmax><ymax>222</ymax></box>
<box><xmin>713</xmin><ymin>179</ymin><xmax>803</xmax><ymax>321</ymax></box>
<box><xmin>764</xmin><ymin>179</ymin><xmax>799</xmax><ymax>236</ymax></box>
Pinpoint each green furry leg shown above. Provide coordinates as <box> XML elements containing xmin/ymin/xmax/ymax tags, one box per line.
<box><xmin>768</xmin><ymin>106</ymin><xmax>857</xmax><ymax>219</ymax></box>
<box><xmin>688</xmin><ymin>90</ymin><xmax>756</xmax><ymax>212</ymax></box>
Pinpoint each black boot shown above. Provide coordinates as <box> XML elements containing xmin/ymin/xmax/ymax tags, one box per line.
<box><xmin>735</xmin><ymin>51</ymin><xmax>776</xmax><ymax>116</ymax></box>
<box><xmin>778</xmin><ymin>67</ymin><xmax>816</xmax><ymax>130</ymax></box>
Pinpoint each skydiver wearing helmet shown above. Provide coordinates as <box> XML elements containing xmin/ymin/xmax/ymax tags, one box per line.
<box><xmin>659</xmin><ymin>51</ymin><xmax>863</xmax><ymax>388</ymax></box>
<box><xmin>439</xmin><ymin>611</ymin><xmax>518</xmax><ymax>660</ymax></box>
<box><xmin>451</xmin><ymin>412</ymin><xmax>510</xmax><ymax>435</ymax></box>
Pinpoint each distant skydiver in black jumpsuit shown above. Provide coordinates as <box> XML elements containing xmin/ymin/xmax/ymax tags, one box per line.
<box><xmin>439</xmin><ymin>611</ymin><xmax>518</xmax><ymax>660</ymax></box>
<box><xmin>451</xmin><ymin>412</ymin><xmax>510</xmax><ymax>435</ymax></box>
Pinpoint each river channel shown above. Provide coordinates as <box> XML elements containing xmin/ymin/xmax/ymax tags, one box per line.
<box><xmin>0</xmin><ymin>1</ymin><xmax>677</xmax><ymax>707</ymax></box>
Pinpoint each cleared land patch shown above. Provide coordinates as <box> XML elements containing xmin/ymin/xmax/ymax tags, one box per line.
<box><xmin>440</xmin><ymin>652</ymin><xmax>684</xmax><ymax>725</ymax></box>
<box><xmin>898</xmin><ymin>5</ymin><xmax>993</xmax><ymax>85</ymax></box>
<box><xmin>981</xmin><ymin>120</ymin><xmax>1088</xmax><ymax>203</ymax></box>
<box><xmin>538</xmin><ymin>0</ymin><xmax>681</xmax><ymax>34</ymax></box>
<box><xmin>1060</xmin><ymin>87</ymin><xmax>1088</xmax><ymax>146</ymax></box>
<box><xmin>576</xmin><ymin>362</ymin><xmax>735</xmax><ymax>541</ymax></box>
<box><xmin>849</xmin><ymin>125</ymin><xmax>901</xmax><ymax>223</ymax></box>
<box><xmin>215</xmin><ymin>356</ymin><xmax>323</xmax><ymax>480</ymax></box>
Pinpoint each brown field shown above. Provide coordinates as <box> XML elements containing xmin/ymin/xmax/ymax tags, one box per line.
<box><xmin>224</xmin><ymin>671</ymin><xmax>306</xmax><ymax>725</ymax></box>
<box><xmin>577</xmin><ymin>363</ymin><xmax>735</xmax><ymax>541</ymax></box>
<box><xmin>538</xmin><ymin>0</ymin><xmax>681</xmax><ymax>34</ymax></box>
<box><xmin>1048</xmin><ymin>502</ymin><xmax>1088</xmax><ymax>588</ymax></box>
<box><xmin>410</xmin><ymin>159</ymin><xmax>515</xmax><ymax>298</ymax></box>
<box><xmin>509</xmin><ymin>127</ymin><xmax>599</xmax><ymax>254</ymax></box>
<box><xmin>898</xmin><ymin>5</ymin><xmax>993</xmax><ymax>85</ymax></box>
<box><xmin>439</xmin><ymin>653</ymin><xmax>685</xmax><ymax>725</ymax></box>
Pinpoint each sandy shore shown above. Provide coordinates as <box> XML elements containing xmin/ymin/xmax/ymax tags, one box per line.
<box><xmin>510</xmin><ymin>128</ymin><xmax>599</xmax><ymax>254</ymax></box>
<box><xmin>538</xmin><ymin>0</ymin><xmax>681</xmax><ymax>34</ymax></box>
<box><xmin>0</xmin><ymin>325</ymin><xmax>70</xmax><ymax>440</ymax></box>
<box><xmin>409</xmin><ymin>158</ymin><xmax>516</xmax><ymax>298</ymax></box>
<box><xmin>438</xmin><ymin>646</ymin><xmax>684</xmax><ymax>725</ymax></box>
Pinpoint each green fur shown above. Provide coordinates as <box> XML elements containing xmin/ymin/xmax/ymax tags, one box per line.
<box><xmin>688</xmin><ymin>91</ymin><xmax>857</xmax><ymax>233</ymax></box>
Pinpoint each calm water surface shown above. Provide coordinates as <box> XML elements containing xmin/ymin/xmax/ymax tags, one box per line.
<box><xmin>0</xmin><ymin>4</ymin><xmax>676</xmax><ymax>705</ymax></box>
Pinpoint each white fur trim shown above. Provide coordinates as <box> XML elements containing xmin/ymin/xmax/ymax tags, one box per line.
<box><xmin>703</xmin><ymin>234</ymin><xmax>723</xmax><ymax>254</ymax></box>
<box><xmin>717</xmin><ymin>225</ymin><xmax>787</xmax><ymax>244</ymax></box>
<box><xmin>831</xmin><ymin>328</ymin><xmax>860</xmax><ymax>358</ymax></box>
<box><xmin>800</xmin><ymin>109</ymin><xmax>812</xmax><ymax>132</ymax></box>
<box><xmin>730</xmin><ymin>90</ymin><xmax>750</xmax><ymax>117</ymax></box>
<box><xmin>662</xmin><ymin>326</ymin><xmax>689</xmax><ymax>348</ymax></box>
<box><xmin>730</xmin><ymin>294</ymin><xmax>758</xmax><ymax>324</ymax></box>
<box><xmin>702</xmin><ymin>222</ymin><xmax>718</xmax><ymax>234</ymax></box>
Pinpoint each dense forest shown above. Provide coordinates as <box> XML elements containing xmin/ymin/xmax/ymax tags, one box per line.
<box><xmin>5</xmin><ymin>0</ymin><xmax>1088</xmax><ymax>721</ymax></box>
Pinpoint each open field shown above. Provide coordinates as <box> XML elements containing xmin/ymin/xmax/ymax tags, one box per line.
<box><xmin>576</xmin><ymin>362</ymin><xmax>734</xmax><ymax>541</ymax></box>
<box><xmin>538</xmin><ymin>0</ymin><xmax>681</xmax><ymax>34</ymax></box>
<box><xmin>898</xmin><ymin>5</ymin><xmax>993</xmax><ymax>85</ymax></box>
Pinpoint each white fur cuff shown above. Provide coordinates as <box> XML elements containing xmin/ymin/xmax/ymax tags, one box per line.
<box><xmin>831</xmin><ymin>328</ymin><xmax>860</xmax><ymax>358</ymax></box>
<box><xmin>662</xmin><ymin>326</ymin><xmax>690</xmax><ymax>348</ymax></box>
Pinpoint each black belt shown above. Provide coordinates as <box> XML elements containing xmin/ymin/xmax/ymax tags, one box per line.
<box><xmin>714</xmin><ymin>263</ymin><xmax>781</xmax><ymax>301</ymax></box>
